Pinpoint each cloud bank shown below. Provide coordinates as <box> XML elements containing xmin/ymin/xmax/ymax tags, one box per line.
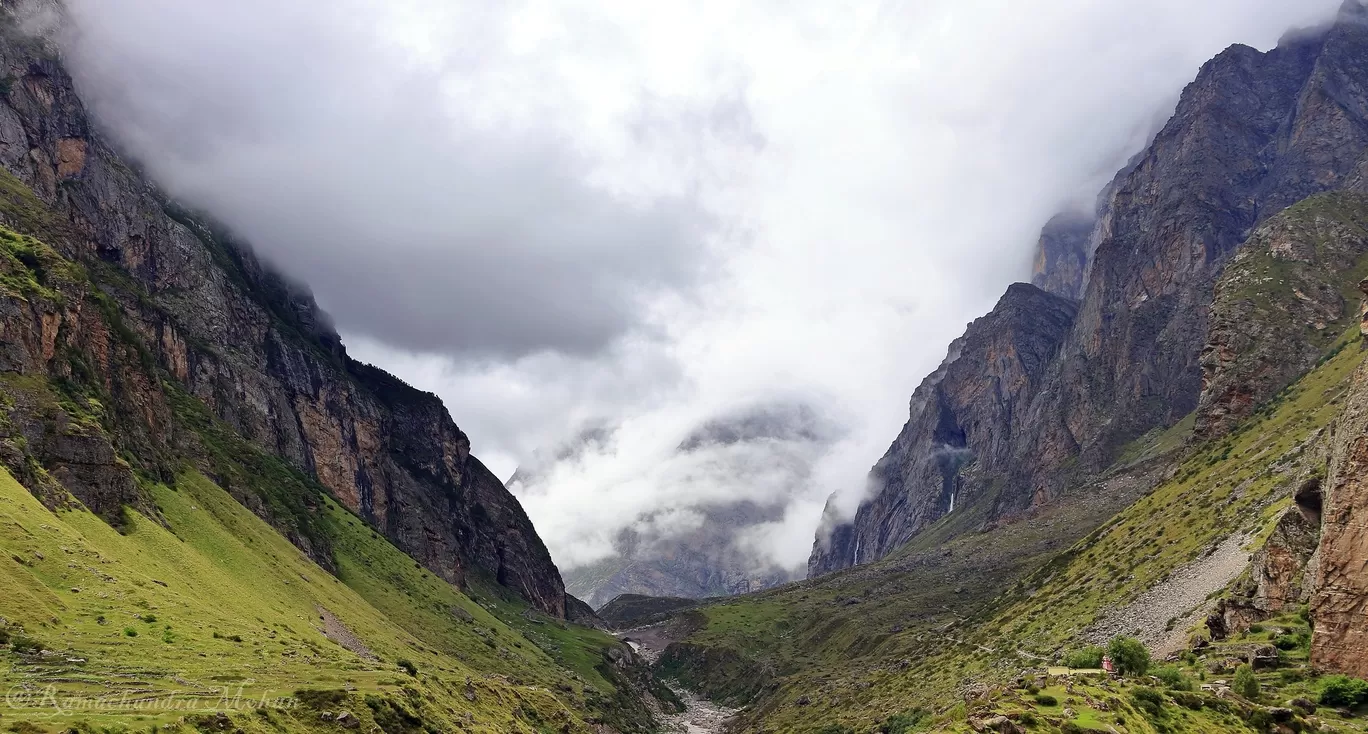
<box><xmin>58</xmin><ymin>0</ymin><xmax>1343</xmax><ymax>577</ymax></box>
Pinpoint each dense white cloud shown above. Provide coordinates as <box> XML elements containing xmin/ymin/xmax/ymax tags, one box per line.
<box><xmin>60</xmin><ymin>0</ymin><xmax>1342</xmax><ymax>575</ymax></box>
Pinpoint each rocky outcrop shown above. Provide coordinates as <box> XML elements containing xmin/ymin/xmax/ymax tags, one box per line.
<box><xmin>1212</xmin><ymin>478</ymin><xmax>1323</xmax><ymax>639</ymax></box>
<box><xmin>1196</xmin><ymin>193</ymin><xmax>1368</xmax><ymax>441</ymax></box>
<box><xmin>1030</xmin><ymin>211</ymin><xmax>1094</xmax><ymax>300</ymax></box>
<box><xmin>809</xmin><ymin>283</ymin><xmax>1078</xmax><ymax>575</ymax></box>
<box><xmin>0</xmin><ymin>9</ymin><xmax>566</xmax><ymax>615</ymax></box>
<box><xmin>1312</xmin><ymin>359</ymin><xmax>1368</xmax><ymax>675</ymax></box>
<box><xmin>814</xmin><ymin>2</ymin><xmax>1368</xmax><ymax>576</ymax></box>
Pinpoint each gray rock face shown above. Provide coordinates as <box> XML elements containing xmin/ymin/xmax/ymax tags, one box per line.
<box><xmin>1030</xmin><ymin>211</ymin><xmax>1094</xmax><ymax>300</ymax></box>
<box><xmin>810</xmin><ymin>283</ymin><xmax>1078</xmax><ymax>576</ymax></box>
<box><xmin>813</xmin><ymin>4</ymin><xmax>1368</xmax><ymax>576</ymax></box>
<box><xmin>0</xmin><ymin>9</ymin><xmax>566</xmax><ymax>615</ymax></box>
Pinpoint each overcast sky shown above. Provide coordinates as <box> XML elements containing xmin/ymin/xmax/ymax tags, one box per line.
<box><xmin>60</xmin><ymin>0</ymin><xmax>1342</xmax><ymax>574</ymax></box>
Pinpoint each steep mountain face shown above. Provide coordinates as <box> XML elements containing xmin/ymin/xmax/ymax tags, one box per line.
<box><xmin>0</xmin><ymin>15</ymin><xmax>565</xmax><ymax>615</ymax></box>
<box><xmin>1029</xmin><ymin>211</ymin><xmax>1094</xmax><ymax>299</ymax></box>
<box><xmin>809</xmin><ymin>283</ymin><xmax>1078</xmax><ymax>575</ymax></box>
<box><xmin>812</xmin><ymin>4</ymin><xmax>1368</xmax><ymax>576</ymax></box>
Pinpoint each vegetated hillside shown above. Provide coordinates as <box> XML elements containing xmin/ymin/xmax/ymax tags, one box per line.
<box><xmin>655</xmin><ymin>319</ymin><xmax>1366</xmax><ymax>733</ymax></box>
<box><xmin>811</xmin><ymin>1</ymin><xmax>1368</xmax><ymax>578</ymax></box>
<box><xmin>0</xmin><ymin>463</ymin><xmax>670</xmax><ymax>733</ymax></box>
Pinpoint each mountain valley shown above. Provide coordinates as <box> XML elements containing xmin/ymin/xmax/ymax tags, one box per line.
<box><xmin>9</xmin><ymin>2</ymin><xmax>1368</xmax><ymax>734</ymax></box>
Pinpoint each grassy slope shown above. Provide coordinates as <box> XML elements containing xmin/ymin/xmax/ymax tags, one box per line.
<box><xmin>664</xmin><ymin>330</ymin><xmax>1365</xmax><ymax>732</ymax></box>
<box><xmin>0</xmin><ymin>464</ymin><xmax>636</xmax><ymax>733</ymax></box>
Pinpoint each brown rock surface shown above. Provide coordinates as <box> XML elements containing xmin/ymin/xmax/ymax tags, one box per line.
<box><xmin>1312</xmin><ymin>359</ymin><xmax>1368</xmax><ymax>675</ymax></box>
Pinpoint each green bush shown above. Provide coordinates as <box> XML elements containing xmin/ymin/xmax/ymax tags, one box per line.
<box><xmin>294</xmin><ymin>689</ymin><xmax>349</xmax><ymax>709</ymax></box>
<box><xmin>1320</xmin><ymin>675</ymin><xmax>1368</xmax><ymax>708</ymax></box>
<box><xmin>1130</xmin><ymin>686</ymin><xmax>1166</xmax><ymax>719</ymax></box>
<box><xmin>123</xmin><ymin>627</ymin><xmax>138</xmax><ymax>638</ymax></box>
<box><xmin>1034</xmin><ymin>694</ymin><xmax>1058</xmax><ymax>706</ymax></box>
<box><xmin>1154</xmin><ymin>665</ymin><xmax>1194</xmax><ymax>691</ymax></box>
<box><xmin>396</xmin><ymin>658</ymin><xmax>418</xmax><ymax>677</ymax></box>
<box><xmin>1063</xmin><ymin>645</ymin><xmax>1105</xmax><ymax>669</ymax></box>
<box><xmin>880</xmin><ymin>709</ymin><xmax>927</xmax><ymax>734</ymax></box>
<box><xmin>1108</xmin><ymin>635</ymin><xmax>1151</xmax><ymax>676</ymax></box>
<box><xmin>1233</xmin><ymin>664</ymin><xmax>1259</xmax><ymax>699</ymax></box>
<box><xmin>9</xmin><ymin>634</ymin><xmax>41</xmax><ymax>653</ymax></box>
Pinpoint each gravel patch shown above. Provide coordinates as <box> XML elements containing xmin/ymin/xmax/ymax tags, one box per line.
<box><xmin>660</xmin><ymin>684</ymin><xmax>737</xmax><ymax>734</ymax></box>
<box><xmin>1086</xmin><ymin>533</ymin><xmax>1252</xmax><ymax>655</ymax></box>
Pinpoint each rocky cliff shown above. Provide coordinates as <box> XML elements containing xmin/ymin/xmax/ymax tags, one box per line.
<box><xmin>813</xmin><ymin>1</ymin><xmax>1368</xmax><ymax>577</ymax></box>
<box><xmin>1029</xmin><ymin>211</ymin><xmax>1094</xmax><ymax>299</ymax></box>
<box><xmin>1312</xmin><ymin>307</ymin><xmax>1368</xmax><ymax>674</ymax></box>
<box><xmin>0</xmin><ymin>10</ymin><xmax>566</xmax><ymax>615</ymax></box>
<box><xmin>1195</xmin><ymin>193</ymin><xmax>1368</xmax><ymax>440</ymax></box>
<box><xmin>809</xmin><ymin>282</ymin><xmax>1078</xmax><ymax>575</ymax></box>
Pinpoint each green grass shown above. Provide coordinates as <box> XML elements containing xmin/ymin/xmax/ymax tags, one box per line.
<box><xmin>0</xmin><ymin>464</ymin><xmax>645</xmax><ymax>733</ymax></box>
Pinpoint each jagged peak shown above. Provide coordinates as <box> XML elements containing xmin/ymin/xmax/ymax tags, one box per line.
<box><xmin>1341</xmin><ymin>0</ymin><xmax>1368</xmax><ymax>23</ymax></box>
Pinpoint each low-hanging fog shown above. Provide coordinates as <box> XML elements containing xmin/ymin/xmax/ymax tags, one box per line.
<box><xmin>56</xmin><ymin>0</ymin><xmax>1342</xmax><ymax>579</ymax></box>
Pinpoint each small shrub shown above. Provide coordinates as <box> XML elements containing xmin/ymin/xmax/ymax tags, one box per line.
<box><xmin>1320</xmin><ymin>675</ymin><xmax>1368</xmax><ymax>708</ymax></box>
<box><xmin>9</xmin><ymin>635</ymin><xmax>41</xmax><ymax>654</ymax></box>
<box><xmin>1248</xmin><ymin>624</ymin><xmax>1265</xmax><ymax>634</ymax></box>
<box><xmin>1108</xmin><ymin>635</ymin><xmax>1151</xmax><ymax>676</ymax></box>
<box><xmin>123</xmin><ymin>627</ymin><xmax>138</xmax><ymax>637</ymax></box>
<box><xmin>294</xmin><ymin>689</ymin><xmax>349</xmax><ymax>709</ymax></box>
<box><xmin>880</xmin><ymin>709</ymin><xmax>927</xmax><ymax>734</ymax></box>
<box><xmin>141</xmin><ymin>614</ymin><xmax>157</xmax><ymax>624</ymax></box>
<box><xmin>396</xmin><ymin>658</ymin><xmax>417</xmax><ymax>677</ymax></box>
<box><xmin>1234</xmin><ymin>664</ymin><xmax>1259</xmax><ymax>699</ymax></box>
<box><xmin>1034</xmin><ymin>694</ymin><xmax>1058</xmax><ymax>706</ymax></box>
<box><xmin>1130</xmin><ymin>686</ymin><xmax>1167</xmax><ymax>719</ymax></box>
